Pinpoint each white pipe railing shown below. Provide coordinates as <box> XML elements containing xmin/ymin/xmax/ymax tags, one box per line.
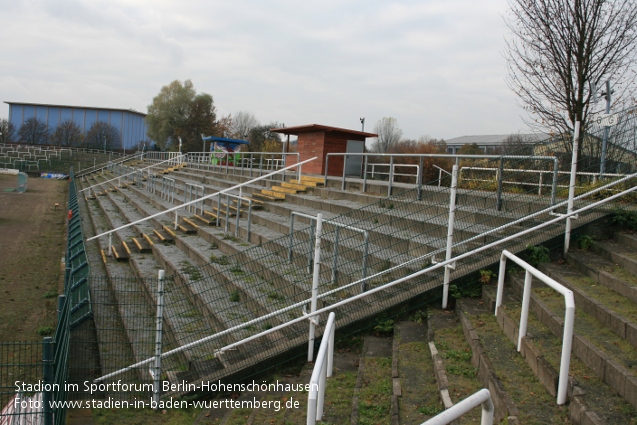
<box><xmin>324</xmin><ymin>152</ymin><xmax>559</xmax><ymax>201</ymax></box>
<box><xmin>288</xmin><ymin>211</ymin><xmax>370</xmax><ymax>284</ymax></box>
<box><xmin>94</xmin><ymin>170</ymin><xmax>637</xmax><ymax>383</ymax></box>
<box><xmin>87</xmin><ymin>157</ymin><xmax>317</xmax><ymax>243</ymax></box>
<box><xmin>185</xmin><ymin>151</ymin><xmax>302</xmax><ymax>181</ymax></box>
<box><xmin>306</xmin><ymin>312</ymin><xmax>336</xmax><ymax>425</ymax></box>
<box><xmin>495</xmin><ymin>250</ymin><xmax>575</xmax><ymax>405</ymax></box>
<box><xmin>422</xmin><ymin>389</ymin><xmax>494</xmax><ymax>425</ymax></box>
<box><xmin>80</xmin><ymin>154</ymin><xmax>186</xmax><ymax>193</ymax></box>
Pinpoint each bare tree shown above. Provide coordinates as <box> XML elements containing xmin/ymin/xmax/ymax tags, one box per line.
<box><xmin>50</xmin><ymin>120</ymin><xmax>83</xmax><ymax>147</ymax></box>
<box><xmin>18</xmin><ymin>117</ymin><xmax>49</xmax><ymax>145</ymax></box>
<box><xmin>230</xmin><ymin>111</ymin><xmax>260</xmax><ymax>139</ymax></box>
<box><xmin>372</xmin><ymin>117</ymin><xmax>403</xmax><ymax>153</ymax></box>
<box><xmin>505</xmin><ymin>0</ymin><xmax>637</xmax><ymax>145</ymax></box>
<box><xmin>85</xmin><ymin>122</ymin><xmax>121</xmax><ymax>151</ymax></box>
<box><xmin>0</xmin><ymin>119</ymin><xmax>16</xmax><ymax>144</ymax></box>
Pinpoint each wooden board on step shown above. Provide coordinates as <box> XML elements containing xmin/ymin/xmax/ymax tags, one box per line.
<box><xmin>176</xmin><ymin>218</ymin><xmax>198</xmax><ymax>234</ymax></box>
<box><xmin>232</xmin><ymin>198</ymin><xmax>264</xmax><ymax>210</ymax></box>
<box><xmin>153</xmin><ymin>226</ymin><xmax>175</xmax><ymax>243</ymax></box>
<box><xmin>111</xmin><ymin>243</ymin><xmax>130</xmax><ymax>261</ymax></box>
<box><xmin>194</xmin><ymin>214</ymin><xmax>217</xmax><ymax>226</ymax></box>
<box><xmin>131</xmin><ymin>237</ymin><xmax>152</xmax><ymax>253</ymax></box>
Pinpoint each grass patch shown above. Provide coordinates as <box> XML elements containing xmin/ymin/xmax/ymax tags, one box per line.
<box><xmin>358</xmin><ymin>357</ymin><xmax>392</xmax><ymax>425</ymax></box>
<box><xmin>210</xmin><ymin>254</ymin><xmax>230</xmax><ymax>265</ymax></box>
<box><xmin>179</xmin><ymin>260</ymin><xmax>202</xmax><ymax>281</ymax></box>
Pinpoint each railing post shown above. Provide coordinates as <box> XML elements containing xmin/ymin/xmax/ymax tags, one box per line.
<box><xmin>42</xmin><ymin>336</ymin><xmax>53</xmax><ymax>425</ymax></box>
<box><xmin>341</xmin><ymin>155</ymin><xmax>347</xmax><ymax>190</ymax></box>
<box><xmin>331</xmin><ymin>226</ymin><xmax>340</xmax><ymax>284</ymax></box>
<box><xmin>442</xmin><ymin>164</ymin><xmax>458</xmax><ymax>309</ymax></box>
<box><xmin>564</xmin><ymin>121</ymin><xmax>580</xmax><ymax>255</ymax></box>
<box><xmin>308</xmin><ymin>222</ymin><xmax>315</xmax><ymax>274</ymax></box>
<box><xmin>152</xmin><ymin>270</ymin><xmax>165</xmax><ymax>408</ymax></box>
<box><xmin>57</xmin><ymin>295</ymin><xmax>65</xmax><ymax>323</ymax></box>
<box><xmin>496</xmin><ymin>157</ymin><xmax>504</xmax><ymax>211</ymax></box>
<box><xmin>363</xmin><ymin>155</ymin><xmax>368</xmax><ymax>193</ymax></box>
<box><xmin>417</xmin><ymin>156</ymin><xmax>424</xmax><ymax>200</ymax></box>
<box><xmin>388</xmin><ymin>155</ymin><xmax>394</xmax><ymax>197</ymax></box>
<box><xmin>308</xmin><ymin>213</ymin><xmax>323</xmax><ymax>362</ymax></box>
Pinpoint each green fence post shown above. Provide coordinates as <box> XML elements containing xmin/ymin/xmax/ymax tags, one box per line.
<box><xmin>43</xmin><ymin>337</ymin><xmax>53</xmax><ymax>425</ymax></box>
<box><xmin>57</xmin><ymin>295</ymin><xmax>66</xmax><ymax>323</ymax></box>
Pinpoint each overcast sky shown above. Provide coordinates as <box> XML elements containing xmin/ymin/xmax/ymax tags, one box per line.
<box><xmin>0</xmin><ymin>0</ymin><xmax>529</xmax><ymax>140</ymax></box>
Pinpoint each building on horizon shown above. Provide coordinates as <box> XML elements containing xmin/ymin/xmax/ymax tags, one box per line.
<box><xmin>5</xmin><ymin>101</ymin><xmax>149</xmax><ymax>149</ymax></box>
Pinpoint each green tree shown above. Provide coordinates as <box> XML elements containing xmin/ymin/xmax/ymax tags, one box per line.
<box><xmin>0</xmin><ymin>119</ymin><xmax>16</xmax><ymax>144</ymax></box>
<box><xmin>84</xmin><ymin>122</ymin><xmax>121</xmax><ymax>151</ymax></box>
<box><xmin>50</xmin><ymin>120</ymin><xmax>83</xmax><ymax>147</ymax></box>
<box><xmin>247</xmin><ymin>122</ymin><xmax>282</xmax><ymax>152</ymax></box>
<box><xmin>18</xmin><ymin>117</ymin><xmax>49</xmax><ymax>145</ymax></box>
<box><xmin>182</xmin><ymin>93</ymin><xmax>217</xmax><ymax>152</ymax></box>
<box><xmin>146</xmin><ymin>79</ymin><xmax>217</xmax><ymax>151</ymax></box>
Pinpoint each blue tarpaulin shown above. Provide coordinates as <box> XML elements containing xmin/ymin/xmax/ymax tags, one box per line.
<box><xmin>202</xmin><ymin>136</ymin><xmax>249</xmax><ymax>152</ymax></box>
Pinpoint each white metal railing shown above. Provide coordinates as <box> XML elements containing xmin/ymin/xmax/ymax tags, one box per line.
<box><xmin>460</xmin><ymin>166</ymin><xmax>630</xmax><ymax>195</ymax></box>
<box><xmin>86</xmin><ymin>157</ymin><xmax>317</xmax><ymax>243</ymax></box>
<box><xmin>306</xmin><ymin>312</ymin><xmax>336</xmax><ymax>425</ymax></box>
<box><xmin>367</xmin><ymin>162</ymin><xmax>420</xmax><ymax>180</ymax></box>
<box><xmin>432</xmin><ymin>164</ymin><xmax>451</xmax><ymax>187</ymax></box>
<box><xmin>324</xmin><ymin>152</ymin><xmax>559</xmax><ymax>206</ymax></box>
<box><xmin>76</xmin><ymin>152</ymin><xmax>141</xmax><ymax>177</ymax></box>
<box><xmin>288</xmin><ymin>212</ymin><xmax>370</xmax><ymax>284</ymax></box>
<box><xmin>495</xmin><ymin>250</ymin><xmax>574</xmax><ymax>405</ymax></box>
<box><xmin>94</xmin><ymin>173</ymin><xmax>637</xmax><ymax>385</ymax></box>
<box><xmin>185</xmin><ymin>151</ymin><xmax>302</xmax><ymax>181</ymax></box>
<box><xmin>422</xmin><ymin>389</ymin><xmax>494</xmax><ymax>425</ymax></box>
<box><xmin>184</xmin><ymin>182</ymin><xmax>204</xmax><ymax>215</ymax></box>
<box><xmin>80</xmin><ymin>154</ymin><xmax>186</xmax><ymax>195</ymax></box>
<box><xmin>144</xmin><ymin>151</ymin><xmax>183</xmax><ymax>166</ymax></box>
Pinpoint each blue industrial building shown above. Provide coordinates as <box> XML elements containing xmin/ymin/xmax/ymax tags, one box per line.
<box><xmin>5</xmin><ymin>101</ymin><xmax>149</xmax><ymax>149</ymax></box>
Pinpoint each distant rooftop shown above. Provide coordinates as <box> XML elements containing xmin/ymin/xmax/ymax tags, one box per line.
<box><xmin>4</xmin><ymin>101</ymin><xmax>146</xmax><ymax>117</ymax></box>
<box><xmin>271</xmin><ymin>124</ymin><xmax>377</xmax><ymax>138</ymax></box>
<box><xmin>445</xmin><ymin>134</ymin><xmax>548</xmax><ymax>146</ymax></box>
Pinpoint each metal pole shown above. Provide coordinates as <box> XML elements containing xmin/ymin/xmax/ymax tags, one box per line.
<box><xmin>289</xmin><ymin>214</ymin><xmax>295</xmax><ymax>263</ymax></box>
<box><xmin>388</xmin><ymin>155</ymin><xmax>394</xmax><ymax>196</ymax></box>
<box><xmin>564</xmin><ymin>121</ymin><xmax>580</xmax><ymax>255</ymax></box>
<box><xmin>42</xmin><ymin>337</ymin><xmax>53</xmax><ymax>425</ymax></box>
<box><xmin>308</xmin><ymin>213</ymin><xmax>323</xmax><ymax>362</ymax></box>
<box><xmin>57</xmin><ymin>295</ymin><xmax>65</xmax><ymax>323</ymax></box>
<box><xmin>417</xmin><ymin>156</ymin><xmax>424</xmax><ymax>200</ymax></box>
<box><xmin>600</xmin><ymin>80</ymin><xmax>611</xmax><ymax>177</ymax></box>
<box><xmin>341</xmin><ymin>155</ymin><xmax>347</xmax><ymax>190</ymax></box>
<box><xmin>152</xmin><ymin>270</ymin><xmax>165</xmax><ymax>408</ymax></box>
<box><xmin>496</xmin><ymin>157</ymin><xmax>504</xmax><ymax>211</ymax></box>
<box><xmin>331</xmin><ymin>226</ymin><xmax>340</xmax><ymax>284</ymax></box>
<box><xmin>108</xmin><ymin>233</ymin><xmax>112</xmax><ymax>256</ymax></box>
<box><xmin>442</xmin><ymin>164</ymin><xmax>458</xmax><ymax>309</ymax></box>
<box><xmin>363</xmin><ymin>155</ymin><xmax>368</xmax><ymax>193</ymax></box>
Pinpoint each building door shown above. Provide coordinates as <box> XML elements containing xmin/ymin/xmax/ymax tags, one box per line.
<box><xmin>345</xmin><ymin>140</ymin><xmax>365</xmax><ymax>176</ymax></box>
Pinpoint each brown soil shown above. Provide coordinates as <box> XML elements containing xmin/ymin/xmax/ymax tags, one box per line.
<box><xmin>0</xmin><ymin>174</ymin><xmax>69</xmax><ymax>341</ymax></box>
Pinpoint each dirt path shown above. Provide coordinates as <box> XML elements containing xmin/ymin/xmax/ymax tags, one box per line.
<box><xmin>0</xmin><ymin>174</ymin><xmax>69</xmax><ymax>341</ymax></box>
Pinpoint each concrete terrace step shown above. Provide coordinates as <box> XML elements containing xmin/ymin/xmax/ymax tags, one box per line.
<box><xmin>483</xmin><ymin>264</ymin><xmax>637</xmax><ymax>422</ymax></box>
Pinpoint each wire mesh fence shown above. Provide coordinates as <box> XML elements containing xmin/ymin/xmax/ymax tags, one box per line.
<box><xmin>3</xmin><ymin>108</ymin><xmax>637</xmax><ymax>419</ymax></box>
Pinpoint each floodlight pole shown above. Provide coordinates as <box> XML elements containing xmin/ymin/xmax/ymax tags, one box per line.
<box><xmin>564</xmin><ymin>121</ymin><xmax>580</xmax><ymax>256</ymax></box>
<box><xmin>600</xmin><ymin>80</ymin><xmax>611</xmax><ymax>177</ymax></box>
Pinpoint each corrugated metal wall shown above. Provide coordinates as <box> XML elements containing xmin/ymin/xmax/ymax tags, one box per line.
<box><xmin>7</xmin><ymin>103</ymin><xmax>148</xmax><ymax>149</ymax></box>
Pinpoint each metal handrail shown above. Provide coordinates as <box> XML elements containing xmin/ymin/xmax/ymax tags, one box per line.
<box><xmin>495</xmin><ymin>250</ymin><xmax>574</xmax><ymax>405</ymax></box>
<box><xmin>288</xmin><ymin>211</ymin><xmax>369</xmax><ymax>284</ymax></box>
<box><xmin>307</xmin><ymin>312</ymin><xmax>336</xmax><ymax>425</ymax></box>
<box><xmin>186</xmin><ymin>151</ymin><xmax>302</xmax><ymax>181</ymax></box>
<box><xmin>94</xmin><ymin>168</ymin><xmax>637</xmax><ymax>383</ymax></box>
<box><xmin>218</xmin><ymin>192</ymin><xmax>253</xmax><ymax>240</ymax></box>
<box><xmin>80</xmin><ymin>154</ymin><xmax>186</xmax><ymax>193</ymax></box>
<box><xmin>422</xmin><ymin>389</ymin><xmax>494</xmax><ymax>425</ymax></box>
<box><xmin>76</xmin><ymin>152</ymin><xmax>141</xmax><ymax>177</ymax></box>
<box><xmin>324</xmin><ymin>153</ymin><xmax>559</xmax><ymax>203</ymax></box>
<box><xmin>87</xmin><ymin>156</ymin><xmax>317</xmax><ymax>242</ymax></box>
